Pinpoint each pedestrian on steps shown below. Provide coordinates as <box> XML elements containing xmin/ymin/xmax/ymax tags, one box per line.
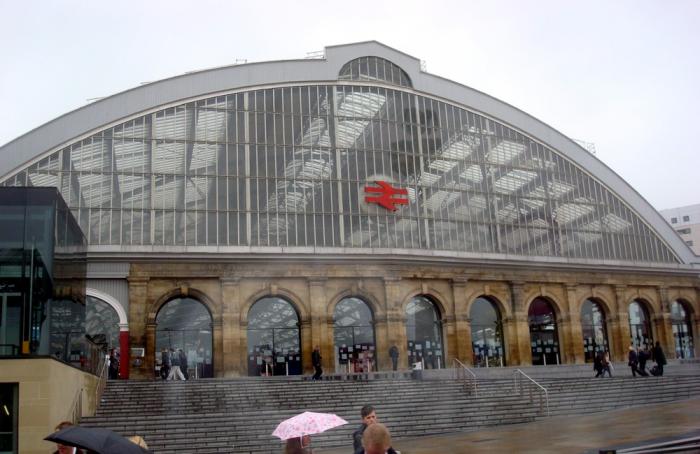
<box><xmin>167</xmin><ymin>347</ymin><xmax>186</xmax><ymax>380</ymax></box>
<box><xmin>628</xmin><ymin>345</ymin><xmax>640</xmax><ymax>377</ymax></box>
<box><xmin>593</xmin><ymin>351</ymin><xmax>603</xmax><ymax>377</ymax></box>
<box><xmin>160</xmin><ymin>348</ymin><xmax>171</xmax><ymax>380</ymax></box>
<box><xmin>652</xmin><ymin>341</ymin><xmax>667</xmax><ymax>376</ymax></box>
<box><xmin>312</xmin><ymin>346</ymin><xmax>323</xmax><ymax>380</ymax></box>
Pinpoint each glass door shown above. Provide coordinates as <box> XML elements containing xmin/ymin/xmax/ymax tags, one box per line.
<box><xmin>0</xmin><ymin>294</ymin><xmax>22</xmax><ymax>356</ymax></box>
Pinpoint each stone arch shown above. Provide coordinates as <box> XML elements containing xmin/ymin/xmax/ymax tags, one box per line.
<box><xmin>148</xmin><ymin>286</ymin><xmax>219</xmax><ymax>325</ymax></box>
<box><xmin>630</xmin><ymin>298</ymin><xmax>656</xmax><ymax>318</ymax></box>
<box><xmin>674</xmin><ymin>298</ymin><xmax>696</xmax><ymax>317</ymax></box>
<box><xmin>400</xmin><ymin>287</ymin><xmax>449</xmax><ymax>319</ymax></box>
<box><xmin>240</xmin><ymin>287</ymin><xmax>307</xmax><ymax>325</ymax></box>
<box><xmin>87</xmin><ymin>288</ymin><xmax>128</xmax><ymax>328</ymax></box>
<box><xmin>465</xmin><ymin>294</ymin><xmax>509</xmax><ymax>320</ymax></box>
<box><xmin>326</xmin><ymin>288</ymin><xmax>383</xmax><ymax>320</ymax></box>
<box><xmin>576</xmin><ymin>295</ymin><xmax>614</xmax><ymax>319</ymax></box>
<box><xmin>525</xmin><ymin>294</ymin><xmax>564</xmax><ymax>319</ymax></box>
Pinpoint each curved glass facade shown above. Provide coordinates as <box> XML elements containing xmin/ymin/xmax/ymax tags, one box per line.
<box><xmin>2</xmin><ymin>80</ymin><xmax>678</xmax><ymax>263</ymax></box>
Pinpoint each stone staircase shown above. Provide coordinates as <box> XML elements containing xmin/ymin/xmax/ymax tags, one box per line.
<box><xmin>79</xmin><ymin>363</ymin><xmax>700</xmax><ymax>454</ymax></box>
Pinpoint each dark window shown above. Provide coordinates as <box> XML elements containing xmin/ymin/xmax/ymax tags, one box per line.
<box><xmin>671</xmin><ymin>217</ymin><xmax>678</xmax><ymax>224</ymax></box>
<box><xmin>683</xmin><ymin>215</ymin><xmax>690</xmax><ymax>222</ymax></box>
<box><xmin>677</xmin><ymin>228</ymin><xmax>691</xmax><ymax>234</ymax></box>
<box><xmin>686</xmin><ymin>240</ymin><xmax>694</xmax><ymax>246</ymax></box>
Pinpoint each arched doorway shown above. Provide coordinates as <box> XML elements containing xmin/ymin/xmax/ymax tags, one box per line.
<box><xmin>247</xmin><ymin>297</ymin><xmax>301</xmax><ymax>376</ymax></box>
<box><xmin>155</xmin><ymin>298</ymin><xmax>213</xmax><ymax>379</ymax></box>
<box><xmin>470</xmin><ymin>297</ymin><xmax>505</xmax><ymax>367</ymax></box>
<box><xmin>333</xmin><ymin>297</ymin><xmax>376</xmax><ymax>373</ymax></box>
<box><xmin>580</xmin><ymin>299</ymin><xmax>609</xmax><ymax>362</ymax></box>
<box><xmin>86</xmin><ymin>296</ymin><xmax>120</xmax><ymax>351</ymax></box>
<box><xmin>528</xmin><ymin>298</ymin><xmax>560</xmax><ymax>365</ymax></box>
<box><xmin>628</xmin><ymin>300</ymin><xmax>653</xmax><ymax>349</ymax></box>
<box><xmin>671</xmin><ymin>301</ymin><xmax>694</xmax><ymax>358</ymax></box>
<box><xmin>405</xmin><ymin>296</ymin><xmax>444</xmax><ymax>369</ymax></box>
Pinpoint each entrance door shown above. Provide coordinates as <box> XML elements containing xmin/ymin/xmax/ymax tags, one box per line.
<box><xmin>0</xmin><ymin>294</ymin><xmax>21</xmax><ymax>356</ymax></box>
<box><xmin>528</xmin><ymin>298</ymin><xmax>560</xmax><ymax>365</ymax></box>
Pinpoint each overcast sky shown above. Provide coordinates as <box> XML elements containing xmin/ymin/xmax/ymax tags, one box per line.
<box><xmin>2</xmin><ymin>0</ymin><xmax>698</xmax><ymax>211</ymax></box>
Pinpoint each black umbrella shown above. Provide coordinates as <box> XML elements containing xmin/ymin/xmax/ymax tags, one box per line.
<box><xmin>45</xmin><ymin>426</ymin><xmax>150</xmax><ymax>454</ymax></box>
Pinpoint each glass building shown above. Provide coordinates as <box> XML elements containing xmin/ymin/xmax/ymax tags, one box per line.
<box><xmin>0</xmin><ymin>42</ymin><xmax>697</xmax><ymax>378</ymax></box>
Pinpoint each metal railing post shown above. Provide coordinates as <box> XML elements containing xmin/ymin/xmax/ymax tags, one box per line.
<box><xmin>513</xmin><ymin>369</ymin><xmax>549</xmax><ymax>417</ymax></box>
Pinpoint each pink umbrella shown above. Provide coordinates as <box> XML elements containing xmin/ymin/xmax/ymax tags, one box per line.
<box><xmin>272</xmin><ymin>411</ymin><xmax>348</xmax><ymax>440</ymax></box>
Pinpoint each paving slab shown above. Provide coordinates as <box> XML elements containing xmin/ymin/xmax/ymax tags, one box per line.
<box><xmin>316</xmin><ymin>396</ymin><xmax>700</xmax><ymax>454</ymax></box>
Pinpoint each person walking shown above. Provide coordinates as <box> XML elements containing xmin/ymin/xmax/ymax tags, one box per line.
<box><xmin>167</xmin><ymin>347</ymin><xmax>186</xmax><ymax>380</ymax></box>
<box><xmin>652</xmin><ymin>341</ymin><xmax>667</xmax><ymax>376</ymax></box>
<box><xmin>178</xmin><ymin>349</ymin><xmax>189</xmax><ymax>380</ymax></box>
<box><xmin>312</xmin><ymin>346</ymin><xmax>323</xmax><ymax>380</ymax></box>
<box><xmin>108</xmin><ymin>348</ymin><xmax>120</xmax><ymax>380</ymax></box>
<box><xmin>593</xmin><ymin>351</ymin><xmax>603</xmax><ymax>377</ymax></box>
<box><xmin>160</xmin><ymin>348</ymin><xmax>171</xmax><ymax>380</ymax></box>
<box><xmin>602</xmin><ymin>351</ymin><xmax>613</xmax><ymax>377</ymax></box>
<box><xmin>628</xmin><ymin>345</ymin><xmax>639</xmax><ymax>377</ymax></box>
<box><xmin>352</xmin><ymin>405</ymin><xmax>397</xmax><ymax>454</ymax></box>
<box><xmin>361</xmin><ymin>423</ymin><xmax>393</xmax><ymax>454</ymax></box>
<box><xmin>638</xmin><ymin>345</ymin><xmax>650</xmax><ymax>376</ymax></box>
<box><xmin>389</xmin><ymin>345</ymin><xmax>399</xmax><ymax>371</ymax></box>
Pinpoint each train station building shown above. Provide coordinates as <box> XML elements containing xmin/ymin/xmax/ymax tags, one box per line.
<box><xmin>0</xmin><ymin>41</ymin><xmax>698</xmax><ymax>386</ymax></box>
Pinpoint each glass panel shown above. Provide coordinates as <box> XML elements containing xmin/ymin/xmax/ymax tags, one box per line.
<box><xmin>470</xmin><ymin>297</ymin><xmax>505</xmax><ymax>367</ymax></box>
<box><xmin>671</xmin><ymin>301</ymin><xmax>694</xmax><ymax>358</ymax></box>
<box><xmin>247</xmin><ymin>297</ymin><xmax>301</xmax><ymax>376</ymax></box>
<box><xmin>405</xmin><ymin>296</ymin><xmax>444</xmax><ymax>369</ymax></box>
<box><xmin>528</xmin><ymin>298</ymin><xmax>559</xmax><ymax>365</ymax></box>
<box><xmin>580</xmin><ymin>299</ymin><xmax>608</xmax><ymax>363</ymax></box>
<box><xmin>86</xmin><ymin>296</ymin><xmax>120</xmax><ymax>350</ymax></box>
<box><xmin>628</xmin><ymin>301</ymin><xmax>653</xmax><ymax>349</ymax></box>
<box><xmin>155</xmin><ymin>298</ymin><xmax>213</xmax><ymax>379</ymax></box>
<box><xmin>333</xmin><ymin>297</ymin><xmax>375</xmax><ymax>372</ymax></box>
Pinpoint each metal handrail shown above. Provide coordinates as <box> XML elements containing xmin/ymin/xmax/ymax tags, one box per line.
<box><xmin>95</xmin><ymin>356</ymin><xmax>109</xmax><ymax>408</ymax></box>
<box><xmin>69</xmin><ymin>387</ymin><xmax>83</xmax><ymax>424</ymax></box>
<box><xmin>453</xmin><ymin>359</ymin><xmax>478</xmax><ymax>396</ymax></box>
<box><xmin>513</xmin><ymin>369</ymin><xmax>549</xmax><ymax>416</ymax></box>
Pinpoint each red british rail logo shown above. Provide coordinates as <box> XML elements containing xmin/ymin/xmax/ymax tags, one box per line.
<box><xmin>364</xmin><ymin>181</ymin><xmax>409</xmax><ymax>211</ymax></box>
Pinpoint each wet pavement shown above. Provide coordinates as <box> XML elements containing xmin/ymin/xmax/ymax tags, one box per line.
<box><xmin>317</xmin><ymin>397</ymin><xmax>700</xmax><ymax>453</ymax></box>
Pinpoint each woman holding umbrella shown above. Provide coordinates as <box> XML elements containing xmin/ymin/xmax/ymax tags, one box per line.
<box><xmin>284</xmin><ymin>435</ymin><xmax>312</xmax><ymax>453</ymax></box>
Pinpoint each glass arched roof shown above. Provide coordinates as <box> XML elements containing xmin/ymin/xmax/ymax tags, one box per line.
<box><xmin>339</xmin><ymin>56</ymin><xmax>412</xmax><ymax>88</ymax></box>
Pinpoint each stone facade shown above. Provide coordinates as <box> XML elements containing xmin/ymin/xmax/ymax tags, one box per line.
<box><xmin>126</xmin><ymin>260</ymin><xmax>700</xmax><ymax>379</ymax></box>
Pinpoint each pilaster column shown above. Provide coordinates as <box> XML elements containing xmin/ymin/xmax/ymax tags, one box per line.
<box><xmin>694</xmin><ymin>314</ymin><xmax>700</xmax><ymax>358</ymax></box>
<box><xmin>127</xmin><ymin>276</ymin><xmax>150</xmax><ymax>379</ymax></box>
<box><xmin>610</xmin><ymin>285</ymin><xmax>631</xmax><ymax>362</ymax></box>
<box><xmin>564</xmin><ymin>284</ymin><xmax>585</xmax><ymax>364</ymax></box>
<box><xmin>656</xmin><ymin>286</ymin><xmax>676</xmax><ymax>358</ymax></box>
<box><xmin>212</xmin><ymin>317</ymin><xmax>224</xmax><ymax>377</ymax></box>
<box><xmin>300</xmin><ymin>317</ymin><xmax>313</xmax><ymax>374</ymax></box>
<box><xmin>442</xmin><ymin>314</ymin><xmax>457</xmax><ymax>369</ymax></box>
<box><xmin>383</xmin><ymin>277</ymin><xmax>404</xmax><ymax>370</ymax></box>
<box><xmin>451</xmin><ymin>278</ymin><xmax>473</xmax><ymax>365</ymax></box>
<box><xmin>220</xmin><ymin>277</ymin><xmax>242</xmax><ymax>377</ymax></box>
<box><xmin>308</xmin><ymin>278</ymin><xmax>331</xmax><ymax>371</ymax></box>
<box><xmin>507</xmin><ymin>281</ymin><xmax>531</xmax><ymax>365</ymax></box>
